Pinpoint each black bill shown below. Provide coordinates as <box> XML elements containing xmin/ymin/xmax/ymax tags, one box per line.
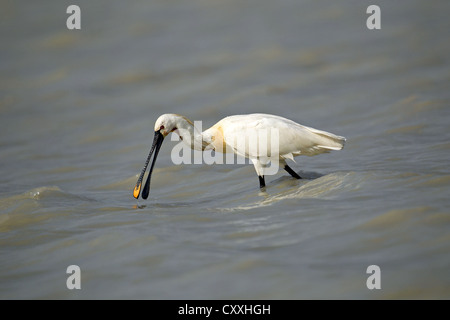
<box><xmin>133</xmin><ymin>130</ymin><xmax>164</xmax><ymax>199</ymax></box>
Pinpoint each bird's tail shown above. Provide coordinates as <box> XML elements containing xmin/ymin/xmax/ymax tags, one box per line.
<box><xmin>306</xmin><ymin>126</ymin><xmax>346</xmax><ymax>151</ymax></box>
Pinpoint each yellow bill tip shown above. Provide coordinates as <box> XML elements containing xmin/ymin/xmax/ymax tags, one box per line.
<box><xmin>133</xmin><ymin>184</ymin><xmax>141</xmax><ymax>199</ymax></box>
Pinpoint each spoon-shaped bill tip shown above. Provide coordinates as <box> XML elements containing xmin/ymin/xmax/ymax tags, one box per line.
<box><xmin>133</xmin><ymin>183</ymin><xmax>142</xmax><ymax>199</ymax></box>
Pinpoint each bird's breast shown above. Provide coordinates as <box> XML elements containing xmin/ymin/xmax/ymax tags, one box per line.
<box><xmin>203</xmin><ymin>125</ymin><xmax>229</xmax><ymax>153</ymax></box>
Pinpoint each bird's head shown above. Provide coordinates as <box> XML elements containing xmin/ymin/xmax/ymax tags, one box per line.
<box><xmin>154</xmin><ymin>114</ymin><xmax>178</xmax><ymax>137</ymax></box>
<box><xmin>133</xmin><ymin>114</ymin><xmax>194</xmax><ymax>200</ymax></box>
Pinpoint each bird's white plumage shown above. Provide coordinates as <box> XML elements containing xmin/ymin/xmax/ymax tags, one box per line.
<box><xmin>203</xmin><ymin>113</ymin><xmax>345</xmax><ymax>158</ymax></box>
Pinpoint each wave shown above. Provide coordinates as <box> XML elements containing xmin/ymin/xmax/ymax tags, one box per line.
<box><xmin>217</xmin><ymin>171</ymin><xmax>367</xmax><ymax>211</ymax></box>
<box><xmin>0</xmin><ymin>186</ymin><xmax>93</xmax><ymax>232</ymax></box>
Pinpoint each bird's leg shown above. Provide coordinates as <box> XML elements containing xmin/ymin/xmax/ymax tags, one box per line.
<box><xmin>284</xmin><ymin>164</ymin><xmax>302</xmax><ymax>179</ymax></box>
<box><xmin>250</xmin><ymin>158</ymin><xmax>266</xmax><ymax>189</ymax></box>
<box><xmin>258</xmin><ymin>175</ymin><xmax>266</xmax><ymax>188</ymax></box>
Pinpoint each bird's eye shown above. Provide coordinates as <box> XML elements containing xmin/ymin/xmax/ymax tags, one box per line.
<box><xmin>160</xmin><ymin>125</ymin><xmax>165</xmax><ymax>130</ymax></box>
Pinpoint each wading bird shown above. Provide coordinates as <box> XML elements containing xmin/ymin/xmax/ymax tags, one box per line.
<box><xmin>133</xmin><ymin>113</ymin><xmax>346</xmax><ymax>199</ymax></box>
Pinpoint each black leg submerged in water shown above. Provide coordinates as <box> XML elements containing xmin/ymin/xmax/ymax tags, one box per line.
<box><xmin>258</xmin><ymin>165</ymin><xmax>300</xmax><ymax>189</ymax></box>
<box><xmin>258</xmin><ymin>175</ymin><xmax>266</xmax><ymax>188</ymax></box>
<box><xmin>284</xmin><ymin>164</ymin><xmax>302</xmax><ymax>179</ymax></box>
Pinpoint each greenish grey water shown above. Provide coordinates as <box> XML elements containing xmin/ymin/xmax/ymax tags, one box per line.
<box><xmin>1</xmin><ymin>0</ymin><xmax>449</xmax><ymax>299</ymax></box>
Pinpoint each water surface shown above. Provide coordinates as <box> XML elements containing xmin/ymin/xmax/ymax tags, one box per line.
<box><xmin>1</xmin><ymin>0</ymin><xmax>449</xmax><ymax>299</ymax></box>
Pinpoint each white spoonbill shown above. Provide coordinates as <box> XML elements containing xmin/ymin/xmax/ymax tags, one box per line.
<box><xmin>133</xmin><ymin>113</ymin><xmax>346</xmax><ymax>199</ymax></box>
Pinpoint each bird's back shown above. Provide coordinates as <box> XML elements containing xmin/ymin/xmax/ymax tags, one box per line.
<box><xmin>208</xmin><ymin>113</ymin><xmax>346</xmax><ymax>158</ymax></box>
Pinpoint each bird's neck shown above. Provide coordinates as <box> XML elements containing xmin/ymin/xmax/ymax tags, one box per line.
<box><xmin>176</xmin><ymin>118</ymin><xmax>204</xmax><ymax>151</ymax></box>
